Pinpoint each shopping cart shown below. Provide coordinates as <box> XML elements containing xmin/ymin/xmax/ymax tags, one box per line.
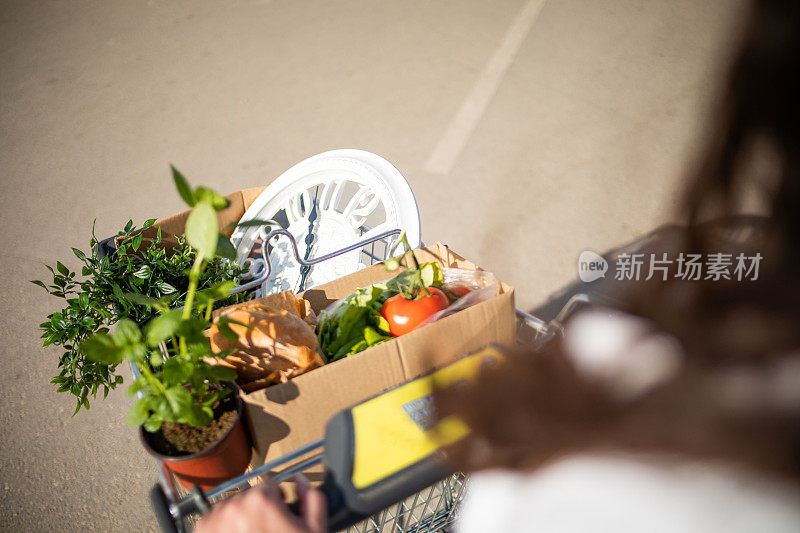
<box><xmin>144</xmin><ymin>225</ymin><xmax>592</xmax><ymax>532</ymax></box>
<box><xmin>112</xmin><ymin>150</ymin><xmax>595</xmax><ymax>531</ymax></box>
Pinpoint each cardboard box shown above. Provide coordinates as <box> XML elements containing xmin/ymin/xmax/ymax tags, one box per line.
<box><xmin>141</xmin><ymin>189</ymin><xmax>516</xmax><ymax>471</ymax></box>
<box><xmin>237</xmin><ymin>243</ymin><xmax>516</xmax><ymax>468</ymax></box>
<box><xmin>126</xmin><ymin>187</ymin><xmax>268</xmax><ymax>251</ymax></box>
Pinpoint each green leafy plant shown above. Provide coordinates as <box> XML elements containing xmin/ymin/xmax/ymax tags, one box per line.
<box><xmin>32</xmin><ymin>166</ymin><xmax>247</xmax><ymax>415</ymax></box>
<box><xmin>82</xmin><ymin>171</ymin><xmax>244</xmax><ymax>431</ymax></box>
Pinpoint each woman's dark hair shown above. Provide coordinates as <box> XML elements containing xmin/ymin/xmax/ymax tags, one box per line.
<box><xmin>437</xmin><ymin>0</ymin><xmax>800</xmax><ymax>478</ymax></box>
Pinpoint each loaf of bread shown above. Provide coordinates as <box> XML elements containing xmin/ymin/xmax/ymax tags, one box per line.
<box><xmin>207</xmin><ymin>296</ymin><xmax>325</xmax><ymax>392</ymax></box>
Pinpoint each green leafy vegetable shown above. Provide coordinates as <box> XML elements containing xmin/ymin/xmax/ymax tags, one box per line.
<box><xmin>316</xmin><ymin>262</ymin><xmax>443</xmax><ymax>361</ymax></box>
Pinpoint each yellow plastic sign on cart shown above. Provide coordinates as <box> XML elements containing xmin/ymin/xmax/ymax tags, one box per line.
<box><xmin>350</xmin><ymin>347</ymin><xmax>503</xmax><ymax>489</ymax></box>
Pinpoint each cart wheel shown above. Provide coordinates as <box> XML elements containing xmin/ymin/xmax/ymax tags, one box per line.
<box><xmin>150</xmin><ymin>484</ymin><xmax>179</xmax><ymax>533</ymax></box>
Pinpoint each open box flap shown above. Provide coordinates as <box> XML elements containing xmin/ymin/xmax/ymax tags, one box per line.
<box><xmin>114</xmin><ymin>186</ymin><xmax>267</xmax><ymax>251</ymax></box>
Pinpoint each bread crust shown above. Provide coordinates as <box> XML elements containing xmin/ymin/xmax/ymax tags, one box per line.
<box><xmin>207</xmin><ymin>298</ymin><xmax>325</xmax><ymax>390</ymax></box>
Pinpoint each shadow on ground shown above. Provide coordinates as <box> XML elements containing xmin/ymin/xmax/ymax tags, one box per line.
<box><xmin>525</xmin><ymin>223</ymin><xmax>688</xmax><ymax>322</ymax></box>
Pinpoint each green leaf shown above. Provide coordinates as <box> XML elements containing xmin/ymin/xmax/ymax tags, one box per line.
<box><xmin>363</xmin><ymin>326</ymin><xmax>389</xmax><ymax>346</ymax></box>
<box><xmin>122</xmin><ymin>293</ymin><xmax>163</xmax><ymax>307</ymax></box>
<box><xmin>111</xmin><ymin>282</ymin><xmax>125</xmax><ymax>300</ymax></box>
<box><xmin>194</xmin><ymin>187</ymin><xmax>230</xmax><ymax>211</ymax></box>
<box><xmin>160</xmin><ymin>358</ymin><xmax>194</xmax><ymax>385</ymax></box>
<box><xmin>149</xmin><ymin>351</ymin><xmax>164</xmax><ymax>367</ymax></box>
<box><xmin>185</xmin><ymin>201</ymin><xmax>218</xmax><ymax>259</ymax></box>
<box><xmin>182</xmin><ymin>404</ymin><xmax>213</xmax><ymax>427</ymax></box>
<box><xmin>143</xmin><ymin>413</ymin><xmax>163</xmax><ymax>432</ymax></box>
<box><xmin>127</xmin><ymin>376</ymin><xmax>146</xmax><ymax>397</ymax></box>
<box><xmin>215</xmin><ymin>319</ymin><xmax>238</xmax><ymax>341</ymax></box>
<box><xmin>124</xmin><ymin>343</ymin><xmax>147</xmax><ymax>363</ymax></box>
<box><xmin>72</xmin><ymin>248</ymin><xmax>87</xmax><ymax>261</ymax></box>
<box><xmin>203</xmin><ymin>364</ymin><xmax>237</xmax><ymax>381</ymax></box>
<box><xmin>385</xmin><ymin>262</ymin><xmax>442</xmax><ymax>295</ymax></box>
<box><xmin>142</xmin><ymin>218</ymin><xmax>157</xmax><ymax>230</ymax></box>
<box><xmin>56</xmin><ymin>261</ymin><xmax>69</xmax><ymax>276</ymax></box>
<box><xmin>376</xmin><ymin>314</ymin><xmax>391</xmax><ymax>335</ymax></box>
<box><xmin>202</xmin><ymin>391</ymin><xmax>221</xmax><ymax>407</ymax></box>
<box><xmin>175</xmin><ymin>317</ymin><xmax>211</xmax><ymax>344</ymax></box>
<box><xmin>30</xmin><ymin>279</ymin><xmax>47</xmax><ymax>290</ymax></box>
<box><xmin>164</xmin><ymin>386</ymin><xmax>193</xmax><ymax>417</ymax></box>
<box><xmin>145</xmin><ymin>310</ymin><xmax>182</xmax><ymax>347</ymax></box>
<box><xmin>171</xmin><ymin>165</ymin><xmax>195</xmax><ymax>206</ymax></box>
<box><xmin>155</xmin><ymin>281</ymin><xmax>176</xmax><ymax>295</ymax></box>
<box><xmin>115</xmin><ymin>319</ymin><xmax>141</xmax><ymax>344</ymax></box>
<box><xmin>132</xmin><ymin>232</ymin><xmax>143</xmax><ymax>251</ymax></box>
<box><xmin>200</xmin><ymin>280</ymin><xmax>235</xmax><ymax>300</ymax></box>
<box><xmin>81</xmin><ymin>334</ymin><xmax>123</xmax><ymax>364</ymax></box>
<box><xmin>215</xmin><ymin>234</ymin><xmax>236</xmax><ymax>260</ymax></box>
<box><xmin>127</xmin><ymin>399</ymin><xmax>150</xmax><ymax>426</ymax></box>
<box><xmin>132</xmin><ymin>265</ymin><xmax>151</xmax><ymax>278</ymax></box>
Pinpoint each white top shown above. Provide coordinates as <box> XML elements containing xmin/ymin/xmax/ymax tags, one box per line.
<box><xmin>457</xmin><ymin>308</ymin><xmax>800</xmax><ymax>532</ymax></box>
<box><xmin>458</xmin><ymin>456</ymin><xmax>800</xmax><ymax>533</ymax></box>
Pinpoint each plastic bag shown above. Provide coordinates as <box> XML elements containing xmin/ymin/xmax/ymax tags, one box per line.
<box><xmin>417</xmin><ymin>268</ymin><xmax>499</xmax><ymax>328</ymax></box>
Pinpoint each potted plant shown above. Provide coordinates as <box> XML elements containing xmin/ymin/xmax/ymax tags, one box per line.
<box><xmin>81</xmin><ymin>171</ymin><xmax>252</xmax><ymax>489</ymax></box>
<box><xmin>31</xmin><ymin>167</ymin><xmax>247</xmax><ymax>416</ymax></box>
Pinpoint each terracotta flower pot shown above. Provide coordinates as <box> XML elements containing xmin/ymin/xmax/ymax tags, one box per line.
<box><xmin>141</xmin><ymin>388</ymin><xmax>252</xmax><ymax>491</ymax></box>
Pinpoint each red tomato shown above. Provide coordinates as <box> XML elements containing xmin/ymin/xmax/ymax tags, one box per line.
<box><xmin>449</xmin><ymin>285</ymin><xmax>472</xmax><ymax>298</ymax></box>
<box><xmin>381</xmin><ymin>287</ymin><xmax>448</xmax><ymax>337</ymax></box>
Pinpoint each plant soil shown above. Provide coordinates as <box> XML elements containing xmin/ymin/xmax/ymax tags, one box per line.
<box><xmin>148</xmin><ymin>395</ymin><xmax>237</xmax><ymax>456</ymax></box>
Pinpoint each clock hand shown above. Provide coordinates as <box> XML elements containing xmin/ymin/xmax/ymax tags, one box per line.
<box><xmin>296</xmin><ymin>186</ymin><xmax>320</xmax><ymax>292</ymax></box>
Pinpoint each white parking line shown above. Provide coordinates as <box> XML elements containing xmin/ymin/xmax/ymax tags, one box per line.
<box><xmin>424</xmin><ymin>0</ymin><xmax>548</xmax><ymax>175</ymax></box>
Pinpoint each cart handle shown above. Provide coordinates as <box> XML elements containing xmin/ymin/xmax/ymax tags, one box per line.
<box><xmin>514</xmin><ymin>292</ymin><xmax>614</xmax><ymax>347</ymax></box>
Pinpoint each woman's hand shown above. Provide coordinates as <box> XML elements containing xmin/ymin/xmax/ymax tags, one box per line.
<box><xmin>195</xmin><ymin>474</ymin><xmax>326</xmax><ymax>533</ymax></box>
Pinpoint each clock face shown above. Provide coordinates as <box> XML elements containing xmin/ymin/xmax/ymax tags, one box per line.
<box><xmin>230</xmin><ymin>151</ymin><xmax>421</xmax><ymax>297</ymax></box>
